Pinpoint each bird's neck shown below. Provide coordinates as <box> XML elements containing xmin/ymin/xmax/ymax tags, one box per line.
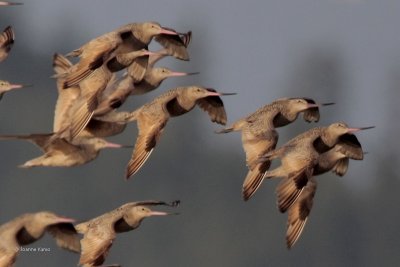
<box><xmin>177</xmin><ymin>92</ymin><xmax>197</xmax><ymax>111</ymax></box>
<box><xmin>321</xmin><ymin>130</ymin><xmax>339</xmax><ymax>148</ymax></box>
<box><xmin>144</xmin><ymin>70</ymin><xmax>164</xmax><ymax>88</ymax></box>
<box><xmin>132</xmin><ymin>26</ymin><xmax>154</xmax><ymax>45</ymax></box>
<box><xmin>120</xmin><ymin>214</ymin><xmax>144</xmax><ymax>231</ymax></box>
<box><xmin>24</xmin><ymin>223</ymin><xmax>46</xmax><ymax>241</ymax></box>
<box><xmin>317</xmin><ymin>150</ymin><xmax>343</xmax><ymax>171</ymax></box>
<box><xmin>280</xmin><ymin>106</ymin><xmax>300</xmax><ymax>122</ymax></box>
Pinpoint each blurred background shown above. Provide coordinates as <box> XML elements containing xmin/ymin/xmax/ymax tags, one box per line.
<box><xmin>0</xmin><ymin>0</ymin><xmax>399</xmax><ymax>266</ymax></box>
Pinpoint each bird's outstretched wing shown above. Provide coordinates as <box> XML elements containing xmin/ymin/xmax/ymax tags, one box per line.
<box><xmin>126</xmin><ymin>116</ymin><xmax>167</xmax><ymax>178</ymax></box>
<box><xmin>286</xmin><ymin>177</ymin><xmax>317</xmax><ymax>249</ymax></box>
<box><xmin>196</xmin><ymin>90</ymin><xmax>227</xmax><ymax>125</ymax></box>
<box><xmin>154</xmin><ymin>30</ymin><xmax>191</xmax><ymax>61</ymax></box>
<box><xmin>47</xmin><ymin>223</ymin><xmax>81</xmax><ymax>253</ymax></box>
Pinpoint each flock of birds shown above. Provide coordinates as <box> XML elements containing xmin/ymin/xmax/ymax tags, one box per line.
<box><xmin>0</xmin><ymin>2</ymin><xmax>375</xmax><ymax>267</ymax></box>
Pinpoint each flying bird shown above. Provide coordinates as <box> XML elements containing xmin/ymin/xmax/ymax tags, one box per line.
<box><xmin>0</xmin><ymin>211</ymin><xmax>79</xmax><ymax>267</ymax></box>
<box><xmin>76</xmin><ymin>200</ymin><xmax>179</xmax><ymax>267</ymax></box>
<box><xmin>257</xmin><ymin>123</ymin><xmax>374</xmax><ymax>206</ymax></box>
<box><xmin>0</xmin><ymin>133</ymin><xmax>127</xmax><ymax>168</ymax></box>
<box><xmin>63</xmin><ymin>22</ymin><xmax>188</xmax><ymax>88</ymax></box>
<box><xmin>99</xmin><ymin>86</ymin><xmax>235</xmax><ymax>178</ymax></box>
<box><xmin>281</xmin><ymin>133</ymin><xmax>366</xmax><ymax>248</ymax></box>
<box><xmin>216</xmin><ymin>97</ymin><xmax>334</xmax><ymax>201</ymax></box>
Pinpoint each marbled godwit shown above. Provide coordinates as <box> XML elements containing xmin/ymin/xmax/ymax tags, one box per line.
<box><xmin>0</xmin><ymin>133</ymin><xmax>127</xmax><ymax>167</ymax></box>
<box><xmin>76</xmin><ymin>200</ymin><xmax>179</xmax><ymax>267</ymax></box>
<box><xmin>0</xmin><ymin>211</ymin><xmax>79</xmax><ymax>267</ymax></box>
<box><xmin>280</xmin><ymin>134</ymin><xmax>366</xmax><ymax>248</ymax></box>
<box><xmin>256</xmin><ymin>123</ymin><xmax>374</xmax><ymax>206</ymax></box>
<box><xmin>216</xmin><ymin>97</ymin><xmax>333</xmax><ymax>200</ymax></box>
<box><xmin>63</xmin><ymin>22</ymin><xmax>185</xmax><ymax>88</ymax></box>
<box><xmin>99</xmin><ymin>86</ymin><xmax>235</xmax><ymax>178</ymax></box>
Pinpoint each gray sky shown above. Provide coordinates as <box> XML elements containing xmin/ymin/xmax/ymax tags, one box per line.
<box><xmin>0</xmin><ymin>1</ymin><xmax>399</xmax><ymax>266</ymax></box>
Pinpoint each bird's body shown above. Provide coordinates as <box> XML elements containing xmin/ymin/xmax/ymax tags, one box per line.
<box><xmin>0</xmin><ymin>26</ymin><xmax>14</xmax><ymax>62</ymax></box>
<box><xmin>217</xmin><ymin>97</ymin><xmax>332</xmax><ymax>201</ymax></box>
<box><xmin>0</xmin><ymin>212</ymin><xmax>79</xmax><ymax>267</ymax></box>
<box><xmin>76</xmin><ymin>200</ymin><xmax>179</xmax><ymax>267</ymax></box>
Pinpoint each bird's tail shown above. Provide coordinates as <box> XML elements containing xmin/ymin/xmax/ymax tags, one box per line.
<box><xmin>332</xmin><ymin>158</ymin><xmax>349</xmax><ymax>177</ymax></box>
<box><xmin>53</xmin><ymin>53</ymin><xmax>73</xmax><ymax>74</ymax></box>
<box><xmin>215</xmin><ymin>119</ymin><xmax>246</xmax><ymax>134</ymax></box>
<box><xmin>18</xmin><ymin>158</ymin><xmax>41</xmax><ymax>168</ymax></box>
<box><xmin>0</xmin><ymin>133</ymin><xmax>53</xmax><ymax>148</ymax></box>
<box><xmin>65</xmin><ymin>48</ymin><xmax>82</xmax><ymax>58</ymax></box>
<box><xmin>74</xmin><ymin>222</ymin><xmax>88</xmax><ymax>234</ymax></box>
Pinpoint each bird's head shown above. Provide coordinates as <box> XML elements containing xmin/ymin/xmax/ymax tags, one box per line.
<box><xmin>141</xmin><ymin>22</ymin><xmax>178</xmax><ymax>36</ymax></box>
<box><xmin>0</xmin><ymin>80</ymin><xmax>29</xmax><ymax>93</ymax></box>
<box><xmin>186</xmin><ymin>86</ymin><xmax>236</xmax><ymax>101</ymax></box>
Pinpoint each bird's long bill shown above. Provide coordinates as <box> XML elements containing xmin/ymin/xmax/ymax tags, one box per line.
<box><xmin>321</xmin><ymin>102</ymin><xmax>335</xmax><ymax>106</ymax></box>
<box><xmin>149</xmin><ymin>211</ymin><xmax>178</xmax><ymax>216</ymax></box>
<box><xmin>160</xmin><ymin>27</ymin><xmax>178</xmax><ymax>35</ymax></box>
<box><xmin>56</xmin><ymin>216</ymin><xmax>76</xmax><ymax>223</ymax></box>
<box><xmin>308</xmin><ymin>102</ymin><xmax>335</xmax><ymax>108</ymax></box>
<box><xmin>306</xmin><ymin>103</ymin><xmax>319</xmax><ymax>108</ymax></box>
<box><xmin>10</xmin><ymin>84</ymin><xmax>32</xmax><ymax>89</ymax></box>
<box><xmin>207</xmin><ymin>91</ymin><xmax>237</xmax><ymax>97</ymax></box>
<box><xmin>105</xmin><ymin>141</ymin><xmax>124</xmax><ymax>148</ymax></box>
<box><xmin>347</xmin><ymin>126</ymin><xmax>375</xmax><ymax>133</ymax></box>
<box><xmin>218</xmin><ymin>92</ymin><xmax>237</xmax><ymax>96</ymax></box>
<box><xmin>170</xmin><ymin>71</ymin><xmax>199</xmax><ymax>77</ymax></box>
